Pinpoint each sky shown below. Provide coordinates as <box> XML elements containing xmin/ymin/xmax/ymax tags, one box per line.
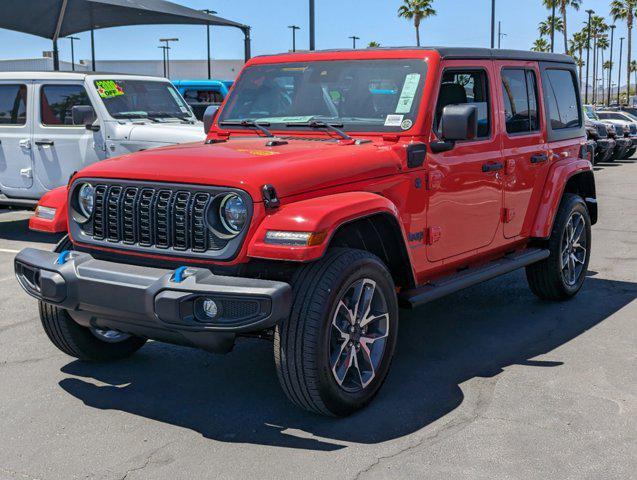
<box><xmin>0</xmin><ymin>0</ymin><xmax>631</xmax><ymax>82</ymax></box>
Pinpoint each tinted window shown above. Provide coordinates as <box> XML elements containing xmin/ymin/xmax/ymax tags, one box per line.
<box><xmin>435</xmin><ymin>70</ymin><xmax>491</xmax><ymax>138</ymax></box>
<box><xmin>597</xmin><ymin>112</ymin><xmax>626</xmax><ymax>121</ymax></box>
<box><xmin>41</xmin><ymin>85</ymin><xmax>91</xmax><ymax>126</ymax></box>
<box><xmin>183</xmin><ymin>89</ymin><xmax>224</xmax><ymax>104</ymax></box>
<box><xmin>502</xmin><ymin>69</ymin><xmax>539</xmax><ymax>134</ymax></box>
<box><xmin>0</xmin><ymin>84</ymin><xmax>27</xmax><ymax>125</ymax></box>
<box><xmin>544</xmin><ymin>69</ymin><xmax>581</xmax><ymax>130</ymax></box>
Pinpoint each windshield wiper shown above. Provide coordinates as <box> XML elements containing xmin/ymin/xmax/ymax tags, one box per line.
<box><xmin>285</xmin><ymin>120</ymin><xmax>352</xmax><ymax>141</ymax></box>
<box><xmin>113</xmin><ymin>112</ymin><xmax>159</xmax><ymax>122</ymax></box>
<box><xmin>147</xmin><ymin>111</ymin><xmax>194</xmax><ymax>123</ymax></box>
<box><xmin>219</xmin><ymin>119</ymin><xmax>274</xmax><ymax>137</ymax></box>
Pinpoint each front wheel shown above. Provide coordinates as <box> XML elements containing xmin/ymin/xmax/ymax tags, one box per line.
<box><xmin>526</xmin><ymin>194</ymin><xmax>591</xmax><ymax>301</ymax></box>
<box><xmin>274</xmin><ymin>249</ymin><xmax>399</xmax><ymax>417</ymax></box>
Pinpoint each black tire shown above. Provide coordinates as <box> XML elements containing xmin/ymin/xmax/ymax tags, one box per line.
<box><xmin>526</xmin><ymin>194</ymin><xmax>591</xmax><ymax>301</ymax></box>
<box><xmin>38</xmin><ymin>236</ymin><xmax>147</xmax><ymax>362</ymax></box>
<box><xmin>274</xmin><ymin>249</ymin><xmax>399</xmax><ymax>417</ymax></box>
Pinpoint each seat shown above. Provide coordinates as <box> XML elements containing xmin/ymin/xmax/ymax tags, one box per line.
<box><xmin>435</xmin><ymin>82</ymin><xmax>468</xmax><ymax>127</ymax></box>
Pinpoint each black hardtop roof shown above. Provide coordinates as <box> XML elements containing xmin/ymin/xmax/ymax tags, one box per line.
<box><xmin>259</xmin><ymin>47</ymin><xmax>575</xmax><ymax>65</ymax></box>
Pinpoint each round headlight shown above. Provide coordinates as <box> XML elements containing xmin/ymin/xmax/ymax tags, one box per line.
<box><xmin>219</xmin><ymin>194</ymin><xmax>247</xmax><ymax>234</ymax></box>
<box><xmin>77</xmin><ymin>183</ymin><xmax>95</xmax><ymax>218</ymax></box>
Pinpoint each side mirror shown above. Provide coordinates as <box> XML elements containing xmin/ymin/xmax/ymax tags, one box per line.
<box><xmin>72</xmin><ymin>105</ymin><xmax>97</xmax><ymax>127</ymax></box>
<box><xmin>203</xmin><ymin>105</ymin><xmax>220</xmax><ymax>134</ymax></box>
<box><xmin>440</xmin><ymin>104</ymin><xmax>478</xmax><ymax>141</ymax></box>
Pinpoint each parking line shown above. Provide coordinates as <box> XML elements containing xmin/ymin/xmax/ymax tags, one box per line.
<box><xmin>0</xmin><ymin>248</ymin><xmax>20</xmax><ymax>254</ymax></box>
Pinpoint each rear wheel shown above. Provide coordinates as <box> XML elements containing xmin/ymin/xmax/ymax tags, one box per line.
<box><xmin>38</xmin><ymin>236</ymin><xmax>147</xmax><ymax>362</ymax></box>
<box><xmin>274</xmin><ymin>249</ymin><xmax>399</xmax><ymax>417</ymax></box>
<box><xmin>526</xmin><ymin>194</ymin><xmax>591</xmax><ymax>301</ymax></box>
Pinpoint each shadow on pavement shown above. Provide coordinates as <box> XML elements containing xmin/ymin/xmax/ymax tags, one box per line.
<box><xmin>0</xmin><ymin>216</ymin><xmax>62</xmax><ymax>245</ymax></box>
<box><xmin>58</xmin><ymin>271</ymin><xmax>637</xmax><ymax>451</ymax></box>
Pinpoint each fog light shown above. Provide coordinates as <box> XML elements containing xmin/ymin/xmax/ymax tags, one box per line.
<box><xmin>194</xmin><ymin>296</ymin><xmax>219</xmax><ymax>322</ymax></box>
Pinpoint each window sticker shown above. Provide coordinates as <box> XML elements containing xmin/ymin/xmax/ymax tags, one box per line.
<box><xmin>395</xmin><ymin>73</ymin><xmax>421</xmax><ymax>114</ymax></box>
<box><xmin>384</xmin><ymin>114</ymin><xmax>404</xmax><ymax>127</ymax></box>
<box><xmin>95</xmin><ymin>80</ymin><xmax>124</xmax><ymax>99</ymax></box>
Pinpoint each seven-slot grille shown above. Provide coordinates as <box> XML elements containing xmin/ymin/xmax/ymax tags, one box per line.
<box><xmin>596</xmin><ymin>124</ymin><xmax>608</xmax><ymax>138</ymax></box>
<box><xmin>89</xmin><ymin>184</ymin><xmax>229</xmax><ymax>253</ymax></box>
<box><xmin>629</xmin><ymin>124</ymin><xmax>637</xmax><ymax>135</ymax></box>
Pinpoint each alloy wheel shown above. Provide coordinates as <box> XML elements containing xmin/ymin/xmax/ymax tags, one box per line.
<box><xmin>329</xmin><ymin>278</ymin><xmax>390</xmax><ymax>392</ymax></box>
<box><xmin>561</xmin><ymin>211</ymin><xmax>588</xmax><ymax>286</ymax></box>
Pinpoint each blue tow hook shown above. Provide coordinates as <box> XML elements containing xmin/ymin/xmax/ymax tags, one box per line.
<box><xmin>56</xmin><ymin>250</ymin><xmax>72</xmax><ymax>265</ymax></box>
<box><xmin>172</xmin><ymin>266</ymin><xmax>190</xmax><ymax>283</ymax></box>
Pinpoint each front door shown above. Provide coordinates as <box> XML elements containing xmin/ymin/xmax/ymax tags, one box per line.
<box><xmin>0</xmin><ymin>81</ymin><xmax>33</xmax><ymax>191</ymax></box>
<box><xmin>426</xmin><ymin>64</ymin><xmax>503</xmax><ymax>262</ymax></box>
<box><xmin>497</xmin><ymin>62</ymin><xmax>550</xmax><ymax>238</ymax></box>
<box><xmin>32</xmin><ymin>82</ymin><xmax>105</xmax><ymax>193</ymax></box>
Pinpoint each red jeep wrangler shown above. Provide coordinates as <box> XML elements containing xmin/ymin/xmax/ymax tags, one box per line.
<box><xmin>15</xmin><ymin>48</ymin><xmax>596</xmax><ymax>417</ymax></box>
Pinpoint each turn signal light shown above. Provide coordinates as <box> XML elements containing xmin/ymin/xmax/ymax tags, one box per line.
<box><xmin>265</xmin><ymin>230</ymin><xmax>327</xmax><ymax>246</ymax></box>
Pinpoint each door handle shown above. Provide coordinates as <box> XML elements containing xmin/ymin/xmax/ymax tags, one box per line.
<box><xmin>530</xmin><ymin>153</ymin><xmax>549</xmax><ymax>164</ymax></box>
<box><xmin>482</xmin><ymin>162</ymin><xmax>504</xmax><ymax>172</ymax></box>
<box><xmin>35</xmin><ymin>139</ymin><xmax>54</xmax><ymax>147</ymax></box>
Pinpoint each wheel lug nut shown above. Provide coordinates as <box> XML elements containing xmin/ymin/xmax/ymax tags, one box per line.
<box><xmin>350</xmin><ymin>326</ymin><xmax>356</xmax><ymax>333</ymax></box>
<box><xmin>355</xmin><ymin>344</ymin><xmax>360</xmax><ymax>351</ymax></box>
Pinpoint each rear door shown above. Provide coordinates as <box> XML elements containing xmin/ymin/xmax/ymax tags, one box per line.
<box><xmin>0</xmin><ymin>81</ymin><xmax>33</xmax><ymax>190</ymax></box>
<box><xmin>497</xmin><ymin>62</ymin><xmax>550</xmax><ymax>238</ymax></box>
<box><xmin>32</xmin><ymin>82</ymin><xmax>105</xmax><ymax>192</ymax></box>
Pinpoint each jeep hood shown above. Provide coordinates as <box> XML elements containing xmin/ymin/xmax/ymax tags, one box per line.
<box><xmin>127</xmin><ymin>122</ymin><xmax>206</xmax><ymax>144</ymax></box>
<box><xmin>76</xmin><ymin>136</ymin><xmax>403</xmax><ymax>200</ymax></box>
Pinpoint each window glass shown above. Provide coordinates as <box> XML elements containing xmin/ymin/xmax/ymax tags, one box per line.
<box><xmin>597</xmin><ymin>112</ymin><xmax>626</xmax><ymax>121</ymax></box>
<box><xmin>545</xmin><ymin>69</ymin><xmax>581</xmax><ymax>130</ymax></box>
<box><xmin>0</xmin><ymin>84</ymin><xmax>27</xmax><ymax>125</ymax></box>
<box><xmin>183</xmin><ymin>89</ymin><xmax>224</xmax><ymax>104</ymax></box>
<box><xmin>40</xmin><ymin>84</ymin><xmax>91</xmax><ymax>126</ymax></box>
<box><xmin>95</xmin><ymin>80</ymin><xmax>193</xmax><ymax>121</ymax></box>
<box><xmin>435</xmin><ymin>70</ymin><xmax>491</xmax><ymax>138</ymax></box>
<box><xmin>501</xmin><ymin>69</ymin><xmax>539</xmax><ymax>134</ymax></box>
<box><xmin>219</xmin><ymin>59</ymin><xmax>428</xmax><ymax>132</ymax></box>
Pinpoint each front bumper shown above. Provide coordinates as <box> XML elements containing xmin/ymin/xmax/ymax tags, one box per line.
<box><xmin>613</xmin><ymin>138</ymin><xmax>632</xmax><ymax>158</ymax></box>
<box><xmin>14</xmin><ymin>248</ymin><xmax>291</xmax><ymax>353</ymax></box>
<box><xmin>595</xmin><ymin>138</ymin><xmax>616</xmax><ymax>163</ymax></box>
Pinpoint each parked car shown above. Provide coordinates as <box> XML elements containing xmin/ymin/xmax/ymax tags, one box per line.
<box><xmin>596</xmin><ymin>109</ymin><xmax>637</xmax><ymax>158</ymax></box>
<box><xmin>588</xmin><ymin>107</ymin><xmax>636</xmax><ymax>159</ymax></box>
<box><xmin>0</xmin><ymin>72</ymin><xmax>205</xmax><ymax>207</ymax></box>
<box><xmin>15</xmin><ymin>48</ymin><xmax>596</xmax><ymax>417</ymax></box>
<box><xmin>583</xmin><ymin>106</ymin><xmax>616</xmax><ymax>164</ymax></box>
<box><xmin>173</xmin><ymin>80</ymin><xmax>232</xmax><ymax>120</ymax></box>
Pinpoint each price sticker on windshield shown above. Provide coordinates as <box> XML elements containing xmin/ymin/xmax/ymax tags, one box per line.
<box><xmin>95</xmin><ymin>80</ymin><xmax>125</xmax><ymax>99</ymax></box>
<box><xmin>395</xmin><ymin>73</ymin><xmax>421</xmax><ymax>114</ymax></box>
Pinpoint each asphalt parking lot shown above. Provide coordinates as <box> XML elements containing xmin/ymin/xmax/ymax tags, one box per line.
<box><xmin>0</xmin><ymin>159</ymin><xmax>635</xmax><ymax>480</ymax></box>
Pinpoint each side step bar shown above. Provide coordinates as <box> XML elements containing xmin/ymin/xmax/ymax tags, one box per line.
<box><xmin>399</xmin><ymin>248</ymin><xmax>550</xmax><ymax>309</ymax></box>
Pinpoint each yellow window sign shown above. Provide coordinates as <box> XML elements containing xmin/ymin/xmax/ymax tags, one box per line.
<box><xmin>95</xmin><ymin>80</ymin><xmax>124</xmax><ymax>99</ymax></box>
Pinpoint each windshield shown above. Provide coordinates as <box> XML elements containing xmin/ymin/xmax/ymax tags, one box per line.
<box><xmin>94</xmin><ymin>80</ymin><xmax>195</xmax><ymax>122</ymax></box>
<box><xmin>218</xmin><ymin>59</ymin><xmax>428</xmax><ymax>132</ymax></box>
<box><xmin>583</xmin><ymin>105</ymin><xmax>599</xmax><ymax>121</ymax></box>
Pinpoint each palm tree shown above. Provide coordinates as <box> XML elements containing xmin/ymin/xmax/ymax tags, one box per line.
<box><xmin>631</xmin><ymin>60</ymin><xmax>637</xmax><ymax>94</ymax></box>
<box><xmin>570</xmin><ymin>30</ymin><xmax>588</xmax><ymax>89</ymax></box>
<box><xmin>368</xmin><ymin>41</ymin><xmax>381</xmax><ymax>48</ymax></box>
<box><xmin>590</xmin><ymin>16</ymin><xmax>609</xmax><ymax>103</ymax></box>
<box><xmin>532</xmin><ymin>38</ymin><xmax>551</xmax><ymax>52</ymax></box>
<box><xmin>538</xmin><ymin>15</ymin><xmax>565</xmax><ymax>38</ymax></box>
<box><xmin>397</xmin><ymin>0</ymin><xmax>437</xmax><ymax>47</ymax></box>
<box><xmin>543</xmin><ymin>0</ymin><xmax>583</xmax><ymax>53</ymax></box>
<box><xmin>598</xmin><ymin>36</ymin><xmax>610</xmax><ymax>100</ymax></box>
<box><xmin>611</xmin><ymin>0</ymin><xmax>637</xmax><ymax>102</ymax></box>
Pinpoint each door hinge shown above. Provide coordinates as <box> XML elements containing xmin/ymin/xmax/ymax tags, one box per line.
<box><xmin>19</xmin><ymin>139</ymin><xmax>31</xmax><ymax>150</ymax></box>
<box><xmin>426</xmin><ymin>226</ymin><xmax>442</xmax><ymax>245</ymax></box>
<box><xmin>426</xmin><ymin>171</ymin><xmax>443</xmax><ymax>190</ymax></box>
<box><xmin>502</xmin><ymin>208</ymin><xmax>515</xmax><ymax>223</ymax></box>
<box><xmin>20</xmin><ymin>168</ymin><xmax>32</xmax><ymax>179</ymax></box>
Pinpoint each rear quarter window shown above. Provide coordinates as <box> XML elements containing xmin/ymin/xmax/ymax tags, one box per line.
<box><xmin>544</xmin><ymin>69</ymin><xmax>581</xmax><ymax>130</ymax></box>
<box><xmin>0</xmin><ymin>84</ymin><xmax>27</xmax><ymax>125</ymax></box>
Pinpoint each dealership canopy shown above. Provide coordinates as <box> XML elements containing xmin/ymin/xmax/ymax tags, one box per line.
<box><xmin>0</xmin><ymin>0</ymin><xmax>251</xmax><ymax>70</ymax></box>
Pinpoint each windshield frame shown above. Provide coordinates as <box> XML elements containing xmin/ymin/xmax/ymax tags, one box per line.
<box><xmin>92</xmin><ymin>78</ymin><xmax>197</xmax><ymax>123</ymax></box>
<box><xmin>216</xmin><ymin>58</ymin><xmax>429</xmax><ymax>135</ymax></box>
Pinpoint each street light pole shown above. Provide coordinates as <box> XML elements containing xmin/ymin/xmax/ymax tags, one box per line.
<box><xmin>618</xmin><ymin>37</ymin><xmax>625</xmax><ymax>106</ymax></box>
<box><xmin>550</xmin><ymin>2</ymin><xmax>557</xmax><ymax>53</ymax></box>
<box><xmin>585</xmin><ymin>9</ymin><xmax>594</xmax><ymax>104</ymax></box>
<box><xmin>159</xmin><ymin>38</ymin><xmax>179</xmax><ymax>79</ymax></box>
<box><xmin>65</xmin><ymin>36</ymin><xmax>79</xmax><ymax>71</ymax></box>
<box><xmin>608</xmin><ymin>25</ymin><xmax>616</xmax><ymax>106</ymax></box>
<box><xmin>490</xmin><ymin>0</ymin><xmax>496</xmax><ymax>49</ymax></box>
<box><xmin>349</xmin><ymin>35</ymin><xmax>360</xmax><ymax>49</ymax></box>
<box><xmin>288</xmin><ymin>25</ymin><xmax>300</xmax><ymax>52</ymax></box>
<box><xmin>158</xmin><ymin>46</ymin><xmax>169</xmax><ymax>77</ymax></box>
<box><xmin>201</xmin><ymin>9</ymin><xmax>217</xmax><ymax>80</ymax></box>
<box><xmin>498</xmin><ymin>21</ymin><xmax>506</xmax><ymax>49</ymax></box>
<box><xmin>309</xmin><ymin>0</ymin><xmax>316</xmax><ymax>50</ymax></box>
